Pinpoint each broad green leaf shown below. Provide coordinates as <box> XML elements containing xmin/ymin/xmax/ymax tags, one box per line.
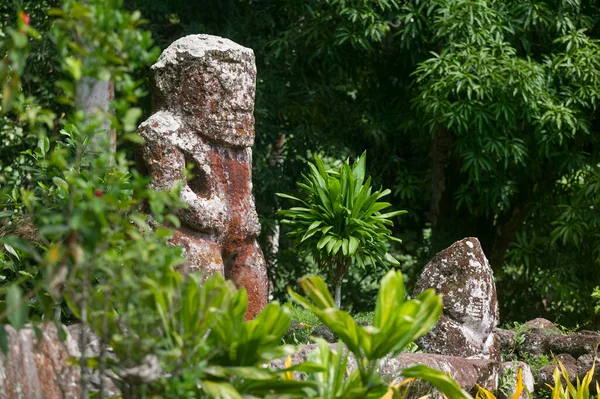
<box><xmin>402</xmin><ymin>365</ymin><xmax>473</xmax><ymax>399</ymax></box>
<box><xmin>64</xmin><ymin>57</ymin><xmax>82</xmax><ymax>81</ymax></box>
<box><xmin>374</xmin><ymin>270</ymin><xmax>405</xmax><ymax>330</ymax></box>
<box><xmin>352</xmin><ymin>151</ymin><xmax>367</xmax><ymax>186</ymax></box>
<box><xmin>122</xmin><ymin>107</ymin><xmax>142</xmax><ymax>132</ymax></box>
<box><xmin>348</xmin><ymin>236</ymin><xmax>359</xmax><ymax>256</ymax></box>
<box><xmin>317</xmin><ymin>235</ymin><xmax>334</xmax><ymax>250</ymax></box>
<box><xmin>202</xmin><ymin>381</ymin><xmax>244</xmax><ymax>399</ymax></box>
<box><xmin>295</xmin><ymin>275</ymin><xmax>335</xmax><ymax>309</ymax></box>
<box><xmin>6</xmin><ymin>284</ymin><xmax>28</xmax><ymax>330</ymax></box>
<box><xmin>52</xmin><ymin>177</ymin><xmax>69</xmax><ymax>192</ymax></box>
<box><xmin>3</xmin><ymin>244</ymin><xmax>19</xmax><ymax>260</ymax></box>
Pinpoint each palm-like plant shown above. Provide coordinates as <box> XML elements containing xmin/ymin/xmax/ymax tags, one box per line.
<box><xmin>278</xmin><ymin>152</ymin><xmax>406</xmax><ymax>308</ymax></box>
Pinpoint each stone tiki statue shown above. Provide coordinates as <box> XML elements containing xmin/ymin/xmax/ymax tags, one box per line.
<box><xmin>413</xmin><ymin>237</ymin><xmax>500</xmax><ymax>360</ymax></box>
<box><xmin>138</xmin><ymin>35</ymin><xmax>268</xmax><ymax>319</ymax></box>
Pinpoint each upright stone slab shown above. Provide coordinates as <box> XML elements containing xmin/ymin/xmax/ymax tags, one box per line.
<box><xmin>138</xmin><ymin>34</ymin><xmax>268</xmax><ymax>319</ymax></box>
<box><xmin>413</xmin><ymin>237</ymin><xmax>500</xmax><ymax>360</ymax></box>
<box><xmin>0</xmin><ymin>324</ymin><xmax>81</xmax><ymax>398</ymax></box>
<box><xmin>76</xmin><ymin>78</ymin><xmax>116</xmax><ymax>156</ymax></box>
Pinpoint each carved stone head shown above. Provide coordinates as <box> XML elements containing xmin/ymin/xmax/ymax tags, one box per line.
<box><xmin>150</xmin><ymin>34</ymin><xmax>256</xmax><ymax>148</ymax></box>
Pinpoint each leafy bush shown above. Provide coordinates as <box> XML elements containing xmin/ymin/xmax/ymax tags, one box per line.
<box><xmin>278</xmin><ymin>152</ymin><xmax>405</xmax><ymax>307</ymax></box>
<box><xmin>547</xmin><ymin>360</ymin><xmax>598</xmax><ymax>399</ymax></box>
<box><xmin>0</xmin><ymin>0</ymin><xmax>167</xmax><ymax>329</ymax></box>
<box><xmin>592</xmin><ymin>287</ymin><xmax>600</xmax><ymax>314</ymax></box>
<box><xmin>0</xmin><ymin>2</ymin><xmax>480</xmax><ymax>398</ymax></box>
<box><xmin>477</xmin><ymin>367</ymin><xmax>525</xmax><ymax>399</ymax></box>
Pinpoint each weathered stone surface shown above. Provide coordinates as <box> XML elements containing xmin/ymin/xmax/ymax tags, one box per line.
<box><xmin>138</xmin><ymin>34</ymin><xmax>268</xmax><ymax>319</ymax></box>
<box><xmin>577</xmin><ymin>354</ymin><xmax>600</xmax><ymax>393</ymax></box>
<box><xmin>380</xmin><ymin>353</ymin><xmax>499</xmax><ymax>395</ymax></box>
<box><xmin>0</xmin><ymin>324</ymin><xmax>80</xmax><ymax>399</ymax></box>
<box><xmin>150</xmin><ymin>35</ymin><xmax>256</xmax><ymax>148</ymax></box>
<box><xmin>66</xmin><ymin>325</ymin><xmax>120</xmax><ymax>396</ymax></box>
<box><xmin>538</xmin><ymin>362</ymin><xmax>578</xmax><ymax>390</ymax></box>
<box><xmin>499</xmin><ymin>361</ymin><xmax>534</xmax><ymax>399</ymax></box>
<box><xmin>273</xmin><ymin>344</ymin><xmax>500</xmax><ymax>397</ymax></box>
<box><xmin>523</xmin><ymin>318</ymin><xmax>561</xmax><ymax>335</ymax></box>
<box><xmin>577</xmin><ymin>353</ymin><xmax>595</xmax><ymax>370</ymax></box>
<box><xmin>535</xmin><ymin>353</ymin><xmax>600</xmax><ymax>394</ymax></box>
<box><xmin>414</xmin><ymin>237</ymin><xmax>500</xmax><ymax>360</ymax></box>
<box><xmin>547</xmin><ymin>331</ymin><xmax>600</xmax><ymax>358</ymax></box>
<box><xmin>517</xmin><ymin>328</ymin><xmax>599</xmax><ymax>359</ymax></box>
<box><xmin>555</xmin><ymin>353</ymin><xmax>577</xmax><ymax>365</ymax></box>
<box><xmin>518</xmin><ymin>332</ymin><xmax>549</xmax><ymax>356</ymax></box>
<box><xmin>311</xmin><ymin>325</ymin><xmax>336</xmax><ymax>343</ymax></box>
<box><xmin>494</xmin><ymin>328</ymin><xmax>517</xmax><ymax>353</ymax></box>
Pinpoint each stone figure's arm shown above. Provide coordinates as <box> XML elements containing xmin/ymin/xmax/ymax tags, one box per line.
<box><xmin>138</xmin><ymin>113</ymin><xmax>187</xmax><ymax>191</ymax></box>
<box><xmin>138</xmin><ymin>112</ymin><xmax>227</xmax><ymax>234</ymax></box>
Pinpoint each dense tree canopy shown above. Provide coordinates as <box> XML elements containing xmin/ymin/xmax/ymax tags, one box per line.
<box><xmin>3</xmin><ymin>0</ymin><xmax>600</xmax><ymax>327</ymax></box>
<box><xmin>120</xmin><ymin>0</ymin><xmax>600</xmax><ymax>326</ymax></box>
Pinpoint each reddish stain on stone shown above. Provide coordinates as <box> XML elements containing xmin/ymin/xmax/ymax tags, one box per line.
<box><xmin>226</xmin><ymin>241</ymin><xmax>268</xmax><ymax>320</ymax></box>
<box><xmin>0</xmin><ymin>324</ymin><xmax>81</xmax><ymax>398</ymax></box>
<box><xmin>170</xmin><ymin>230</ymin><xmax>224</xmax><ymax>278</ymax></box>
<box><xmin>139</xmin><ymin>35</ymin><xmax>267</xmax><ymax>320</ymax></box>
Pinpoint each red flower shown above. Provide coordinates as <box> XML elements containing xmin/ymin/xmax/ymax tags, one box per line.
<box><xmin>94</xmin><ymin>189</ymin><xmax>103</xmax><ymax>198</ymax></box>
<box><xmin>19</xmin><ymin>12</ymin><xmax>30</xmax><ymax>26</ymax></box>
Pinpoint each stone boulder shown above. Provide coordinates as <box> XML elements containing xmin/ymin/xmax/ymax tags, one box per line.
<box><xmin>413</xmin><ymin>237</ymin><xmax>500</xmax><ymax>360</ymax></box>
<box><xmin>138</xmin><ymin>34</ymin><xmax>268</xmax><ymax>319</ymax></box>
<box><xmin>547</xmin><ymin>331</ymin><xmax>600</xmax><ymax>358</ymax></box>
<box><xmin>494</xmin><ymin>328</ymin><xmax>517</xmax><ymax>355</ymax></box>
<box><xmin>523</xmin><ymin>318</ymin><xmax>562</xmax><ymax>335</ymax></box>
<box><xmin>0</xmin><ymin>324</ymin><xmax>80</xmax><ymax>399</ymax></box>
<box><xmin>380</xmin><ymin>353</ymin><xmax>499</xmax><ymax>395</ymax></box>
<box><xmin>535</xmin><ymin>354</ymin><xmax>600</xmax><ymax>395</ymax></box>
<box><xmin>518</xmin><ymin>331</ymin><xmax>549</xmax><ymax>356</ymax></box>
<box><xmin>537</xmin><ymin>361</ymin><xmax>578</xmax><ymax>391</ymax></box>
<box><xmin>273</xmin><ymin>344</ymin><xmax>500</xmax><ymax>397</ymax></box>
<box><xmin>515</xmin><ymin>320</ymin><xmax>600</xmax><ymax>359</ymax></box>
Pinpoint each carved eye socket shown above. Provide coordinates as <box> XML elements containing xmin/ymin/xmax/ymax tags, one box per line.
<box><xmin>185</xmin><ymin>155</ymin><xmax>210</xmax><ymax>198</ymax></box>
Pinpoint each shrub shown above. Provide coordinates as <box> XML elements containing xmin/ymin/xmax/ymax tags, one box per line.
<box><xmin>278</xmin><ymin>152</ymin><xmax>405</xmax><ymax>307</ymax></box>
<box><xmin>0</xmin><ymin>2</ymin><xmax>473</xmax><ymax>398</ymax></box>
<box><xmin>546</xmin><ymin>360</ymin><xmax>597</xmax><ymax>399</ymax></box>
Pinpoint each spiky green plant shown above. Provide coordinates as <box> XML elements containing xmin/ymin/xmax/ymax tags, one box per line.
<box><xmin>278</xmin><ymin>152</ymin><xmax>405</xmax><ymax>308</ymax></box>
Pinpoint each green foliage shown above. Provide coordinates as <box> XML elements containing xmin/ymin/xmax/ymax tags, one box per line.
<box><xmin>0</xmin><ymin>0</ymin><xmax>168</xmax><ymax>331</ymax></box>
<box><xmin>406</xmin><ymin>0</ymin><xmax>600</xmax><ymax>325</ymax></box>
<box><xmin>477</xmin><ymin>367</ymin><xmax>525</xmax><ymax>399</ymax></box>
<box><xmin>278</xmin><ymin>152</ymin><xmax>405</xmax><ymax>307</ymax></box>
<box><xmin>290</xmin><ymin>270</ymin><xmax>441</xmax><ymax>361</ymax></box>
<box><xmin>520</xmin><ymin>353</ymin><xmax>553</xmax><ymax>376</ymax></box>
<box><xmin>133</xmin><ymin>269</ymin><xmax>467</xmax><ymax>399</ymax></box>
<box><xmin>548</xmin><ymin>360</ymin><xmax>598</xmax><ymax>399</ymax></box>
<box><xmin>87</xmin><ymin>271</ymin><xmax>315</xmax><ymax>398</ymax></box>
<box><xmin>0</xmin><ymin>3</ymin><xmax>55</xmax><ymax>191</ymax></box>
<box><xmin>497</xmin><ymin>364</ymin><xmax>520</xmax><ymax>399</ymax></box>
<box><xmin>282</xmin><ymin>303</ymin><xmax>324</xmax><ymax>345</ymax></box>
<box><xmin>123</xmin><ymin>0</ymin><xmax>600</xmax><ymax>325</ymax></box>
<box><xmin>593</xmin><ymin>287</ymin><xmax>600</xmax><ymax>314</ymax></box>
<box><xmin>288</xmin><ymin>269</ymin><xmax>470</xmax><ymax>399</ymax></box>
<box><xmin>0</xmin><ymin>3</ymin><xmax>474</xmax><ymax>398</ymax></box>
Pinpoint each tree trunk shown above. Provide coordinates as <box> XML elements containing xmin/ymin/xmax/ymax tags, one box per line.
<box><xmin>265</xmin><ymin>133</ymin><xmax>285</xmax><ymax>296</ymax></box>
<box><xmin>490</xmin><ymin>205</ymin><xmax>532</xmax><ymax>270</ymax></box>
<box><xmin>429</xmin><ymin>126</ymin><xmax>453</xmax><ymax>239</ymax></box>
<box><xmin>76</xmin><ymin>78</ymin><xmax>116</xmax><ymax>159</ymax></box>
<box><xmin>334</xmin><ymin>277</ymin><xmax>342</xmax><ymax>309</ymax></box>
<box><xmin>489</xmin><ymin>167</ymin><xmax>557</xmax><ymax>270</ymax></box>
